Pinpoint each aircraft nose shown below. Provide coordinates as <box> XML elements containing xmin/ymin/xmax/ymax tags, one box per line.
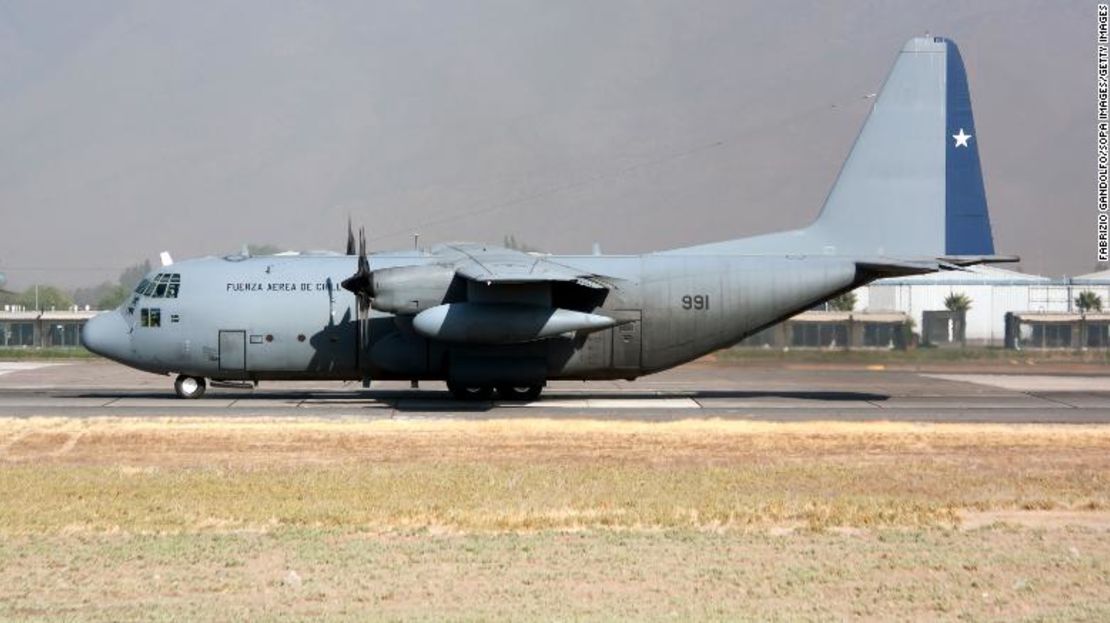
<box><xmin>81</xmin><ymin>311</ymin><xmax>131</xmax><ymax>362</ymax></box>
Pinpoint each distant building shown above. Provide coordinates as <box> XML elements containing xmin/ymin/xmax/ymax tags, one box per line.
<box><xmin>736</xmin><ymin>266</ymin><xmax>1110</xmax><ymax>350</ymax></box>
<box><xmin>855</xmin><ymin>266</ymin><xmax>1110</xmax><ymax>347</ymax></box>
<box><xmin>1005</xmin><ymin>312</ymin><xmax>1110</xmax><ymax>350</ymax></box>
<box><xmin>739</xmin><ymin>311</ymin><xmax>910</xmax><ymax>350</ymax></box>
<box><xmin>0</xmin><ymin>310</ymin><xmax>96</xmax><ymax>348</ymax></box>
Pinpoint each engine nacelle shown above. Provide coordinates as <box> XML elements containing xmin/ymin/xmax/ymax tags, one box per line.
<box><xmin>412</xmin><ymin>302</ymin><xmax>618</xmax><ymax>344</ymax></box>
<box><xmin>369</xmin><ymin>264</ymin><xmax>456</xmax><ymax>315</ymax></box>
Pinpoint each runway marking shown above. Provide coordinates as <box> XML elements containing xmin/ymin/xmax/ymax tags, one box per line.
<box><xmin>923</xmin><ymin>374</ymin><xmax>1110</xmax><ymax>393</ymax></box>
<box><xmin>0</xmin><ymin>362</ymin><xmax>67</xmax><ymax>377</ymax></box>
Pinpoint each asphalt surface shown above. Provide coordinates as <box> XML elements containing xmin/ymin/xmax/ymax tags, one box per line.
<box><xmin>1</xmin><ymin>360</ymin><xmax>1109</xmax><ymax>423</ymax></box>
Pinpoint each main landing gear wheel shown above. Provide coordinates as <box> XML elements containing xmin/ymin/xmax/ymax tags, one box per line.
<box><xmin>446</xmin><ymin>382</ymin><xmax>494</xmax><ymax>401</ymax></box>
<box><xmin>174</xmin><ymin>375</ymin><xmax>207</xmax><ymax>399</ymax></box>
<box><xmin>496</xmin><ymin>385</ymin><xmax>543</xmax><ymax>402</ymax></box>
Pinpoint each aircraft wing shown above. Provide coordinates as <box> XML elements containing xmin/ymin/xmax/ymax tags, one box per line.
<box><xmin>441</xmin><ymin>244</ymin><xmax>608</xmax><ymax>289</ymax></box>
<box><xmin>386</xmin><ymin>244</ymin><xmax>616</xmax><ymax>345</ymax></box>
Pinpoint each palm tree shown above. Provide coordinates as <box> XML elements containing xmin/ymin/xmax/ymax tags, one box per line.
<box><xmin>942</xmin><ymin>292</ymin><xmax>971</xmax><ymax>347</ymax></box>
<box><xmin>1076</xmin><ymin>291</ymin><xmax>1104</xmax><ymax>313</ymax></box>
<box><xmin>1075</xmin><ymin>291</ymin><xmax>1103</xmax><ymax>350</ymax></box>
<box><xmin>943</xmin><ymin>293</ymin><xmax>972</xmax><ymax>312</ymax></box>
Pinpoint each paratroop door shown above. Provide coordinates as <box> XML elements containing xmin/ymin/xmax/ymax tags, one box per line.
<box><xmin>218</xmin><ymin>330</ymin><xmax>246</xmax><ymax>371</ymax></box>
<box><xmin>610</xmin><ymin>310</ymin><xmax>641</xmax><ymax>371</ymax></box>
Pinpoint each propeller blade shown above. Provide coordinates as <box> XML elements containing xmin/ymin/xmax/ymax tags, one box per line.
<box><xmin>339</xmin><ymin>223</ymin><xmax>374</xmax><ymax>381</ymax></box>
<box><xmin>340</xmin><ymin>225</ymin><xmax>375</xmax><ymax>316</ymax></box>
<box><xmin>346</xmin><ymin>217</ymin><xmax>356</xmax><ymax>256</ymax></box>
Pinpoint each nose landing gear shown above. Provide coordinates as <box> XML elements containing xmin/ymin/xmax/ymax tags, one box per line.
<box><xmin>174</xmin><ymin>374</ymin><xmax>207</xmax><ymax>399</ymax></box>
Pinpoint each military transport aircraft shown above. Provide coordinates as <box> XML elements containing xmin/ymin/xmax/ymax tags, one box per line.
<box><xmin>83</xmin><ymin>37</ymin><xmax>1013</xmax><ymax>400</ymax></box>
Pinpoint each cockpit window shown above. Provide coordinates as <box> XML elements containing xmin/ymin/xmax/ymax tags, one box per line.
<box><xmin>138</xmin><ymin>273</ymin><xmax>182</xmax><ymax>298</ymax></box>
<box><xmin>140</xmin><ymin>308</ymin><xmax>161</xmax><ymax>327</ymax></box>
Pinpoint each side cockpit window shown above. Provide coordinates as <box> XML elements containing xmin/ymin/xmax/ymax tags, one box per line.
<box><xmin>140</xmin><ymin>308</ymin><xmax>161</xmax><ymax>328</ymax></box>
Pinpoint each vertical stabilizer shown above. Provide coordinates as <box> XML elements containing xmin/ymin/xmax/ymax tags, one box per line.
<box><xmin>668</xmin><ymin>37</ymin><xmax>997</xmax><ymax>259</ymax></box>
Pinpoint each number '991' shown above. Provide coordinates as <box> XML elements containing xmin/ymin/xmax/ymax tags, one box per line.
<box><xmin>681</xmin><ymin>294</ymin><xmax>709</xmax><ymax>310</ymax></box>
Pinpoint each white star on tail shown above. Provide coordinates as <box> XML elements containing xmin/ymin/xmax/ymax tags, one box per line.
<box><xmin>952</xmin><ymin>128</ymin><xmax>972</xmax><ymax>148</ymax></box>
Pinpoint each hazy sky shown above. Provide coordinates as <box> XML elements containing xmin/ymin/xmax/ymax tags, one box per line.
<box><xmin>0</xmin><ymin>0</ymin><xmax>1093</xmax><ymax>288</ymax></box>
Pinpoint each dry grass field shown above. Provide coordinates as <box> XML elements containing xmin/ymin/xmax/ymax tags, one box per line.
<box><xmin>1</xmin><ymin>416</ymin><xmax>1109</xmax><ymax>620</ymax></box>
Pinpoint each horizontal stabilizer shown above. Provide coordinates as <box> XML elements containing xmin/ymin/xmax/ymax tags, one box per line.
<box><xmin>938</xmin><ymin>254</ymin><xmax>1020</xmax><ymax>267</ymax></box>
<box><xmin>855</xmin><ymin>259</ymin><xmax>941</xmax><ymax>279</ymax></box>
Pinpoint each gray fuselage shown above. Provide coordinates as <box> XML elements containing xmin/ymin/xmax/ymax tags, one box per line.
<box><xmin>94</xmin><ymin>251</ymin><xmax>857</xmax><ymax>385</ymax></box>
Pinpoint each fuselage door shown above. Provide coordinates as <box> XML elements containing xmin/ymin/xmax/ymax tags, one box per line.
<box><xmin>610</xmin><ymin>309</ymin><xmax>642</xmax><ymax>371</ymax></box>
<box><xmin>218</xmin><ymin>330</ymin><xmax>246</xmax><ymax>371</ymax></box>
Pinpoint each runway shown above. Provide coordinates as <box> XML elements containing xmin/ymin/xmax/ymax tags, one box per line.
<box><xmin>1</xmin><ymin>359</ymin><xmax>1108</xmax><ymax>422</ymax></box>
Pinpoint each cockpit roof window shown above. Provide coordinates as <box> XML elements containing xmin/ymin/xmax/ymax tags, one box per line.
<box><xmin>143</xmin><ymin>273</ymin><xmax>182</xmax><ymax>298</ymax></box>
<box><xmin>166</xmin><ymin>274</ymin><xmax>180</xmax><ymax>298</ymax></box>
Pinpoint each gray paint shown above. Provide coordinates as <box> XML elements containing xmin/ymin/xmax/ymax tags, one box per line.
<box><xmin>81</xmin><ymin>37</ymin><xmax>1009</xmax><ymax>392</ymax></box>
<box><xmin>84</xmin><ymin>251</ymin><xmax>858</xmax><ymax>383</ymax></box>
<box><xmin>668</xmin><ymin>38</ymin><xmax>947</xmax><ymax>259</ymax></box>
<box><xmin>412</xmin><ymin>303</ymin><xmax>618</xmax><ymax>344</ymax></box>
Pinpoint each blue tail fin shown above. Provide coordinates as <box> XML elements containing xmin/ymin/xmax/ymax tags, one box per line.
<box><xmin>943</xmin><ymin>39</ymin><xmax>994</xmax><ymax>255</ymax></box>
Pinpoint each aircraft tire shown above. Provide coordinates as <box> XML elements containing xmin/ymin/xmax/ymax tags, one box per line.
<box><xmin>496</xmin><ymin>385</ymin><xmax>543</xmax><ymax>402</ymax></box>
<box><xmin>174</xmin><ymin>375</ymin><xmax>207</xmax><ymax>399</ymax></box>
<box><xmin>447</xmin><ymin>382</ymin><xmax>493</xmax><ymax>401</ymax></box>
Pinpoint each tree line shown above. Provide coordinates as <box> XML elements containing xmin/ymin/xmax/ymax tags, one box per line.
<box><xmin>0</xmin><ymin>260</ymin><xmax>152</xmax><ymax>311</ymax></box>
<box><xmin>0</xmin><ymin>244</ymin><xmax>289</xmax><ymax>312</ymax></box>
